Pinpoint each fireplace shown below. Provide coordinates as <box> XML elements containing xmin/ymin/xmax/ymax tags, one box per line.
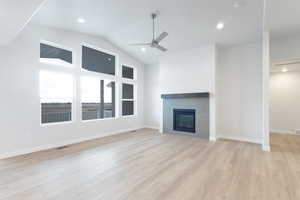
<box><xmin>161</xmin><ymin>93</ymin><xmax>209</xmax><ymax>139</ymax></box>
<box><xmin>173</xmin><ymin>109</ymin><xmax>196</xmax><ymax>133</ymax></box>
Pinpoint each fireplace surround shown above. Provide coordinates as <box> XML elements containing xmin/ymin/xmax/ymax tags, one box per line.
<box><xmin>161</xmin><ymin>93</ymin><xmax>209</xmax><ymax>139</ymax></box>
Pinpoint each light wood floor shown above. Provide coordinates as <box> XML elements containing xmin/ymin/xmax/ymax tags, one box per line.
<box><xmin>0</xmin><ymin>129</ymin><xmax>300</xmax><ymax>200</ymax></box>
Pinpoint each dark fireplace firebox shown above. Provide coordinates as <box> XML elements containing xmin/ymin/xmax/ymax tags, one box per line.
<box><xmin>173</xmin><ymin>109</ymin><xmax>196</xmax><ymax>133</ymax></box>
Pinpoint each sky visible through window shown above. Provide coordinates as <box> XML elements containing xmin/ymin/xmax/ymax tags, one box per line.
<box><xmin>40</xmin><ymin>71</ymin><xmax>73</xmax><ymax>103</ymax></box>
<box><xmin>40</xmin><ymin>72</ymin><xmax>112</xmax><ymax>103</ymax></box>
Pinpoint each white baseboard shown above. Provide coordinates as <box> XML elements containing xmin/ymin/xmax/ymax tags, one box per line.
<box><xmin>217</xmin><ymin>135</ymin><xmax>262</xmax><ymax>144</ymax></box>
<box><xmin>209</xmin><ymin>137</ymin><xmax>217</xmax><ymax>142</ymax></box>
<box><xmin>270</xmin><ymin>129</ymin><xmax>294</xmax><ymax>134</ymax></box>
<box><xmin>263</xmin><ymin>144</ymin><xmax>271</xmax><ymax>152</ymax></box>
<box><xmin>0</xmin><ymin>127</ymin><xmax>143</xmax><ymax>160</ymax></box>
<box><xmin>143</xmin><ymin>125</ymin><xmax>160</xmax><ymax>130</ymax></box>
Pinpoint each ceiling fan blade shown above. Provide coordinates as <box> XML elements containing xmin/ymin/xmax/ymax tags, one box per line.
<box><xmin>154</xmin><ymin>32</ymin><xmax>168</xmax><ymax>43</ymax></box>
<box><xmin>156</xmin><ymin>45</ymin><xmax>168</xmax><ymax>52</ymax></box>
<box><xmin>129</xmin><ymin>43</ymin><xmax>151</xmax><ymax>46</ymax></box>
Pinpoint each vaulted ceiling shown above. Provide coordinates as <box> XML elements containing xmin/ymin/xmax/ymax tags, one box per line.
<box><xmin>0</xmin><ymin>0</ymin><xmax>47</xmax><ymax>45</ymax></box>
<box><xmin>31</xmin><ymin>0</ymin><xmax>263</xmax><ymax>64</ymax></box>
<box><xmin>1</xmin><ymin>0</ymin><xmax>264</xmax><ymax>64</ymax></box>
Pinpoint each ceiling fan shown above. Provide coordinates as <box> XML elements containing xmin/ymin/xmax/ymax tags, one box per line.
<box><xmin>130</xmin><ymin>11</ymin><xmax>168</xmax><ymax>52</ymax></box>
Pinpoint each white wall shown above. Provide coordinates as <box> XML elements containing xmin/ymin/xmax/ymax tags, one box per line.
<box><xmin>0</xmin><ymin>24</ymin><xmax>145</xmax><ymax>158</ymax></box>
<box><xmin>269</xmin><ymin>34</ymin><xmax>300</xmax><ymax>134</ymax></box>
<box><xmin>216</xmin><ymin>43</ymin><xmax>263</xmax><ymax>143</ymax></box>
<box><xmin>270</xmin><ymin>34</ymin><xmax>300</xmax><ymax>62</ymax></box>
<box><xmin>144</xmin><ymin>63</ymin><xmax>161</xmax><ymax>129</ymax></box>
<box><xmin>270</xmin><ymin>71</ymin><xmax>300</xmax><ymax>133</ymax></box>
<box><xmin>159</xmin><ymin>46</ymin><xmax>216</xmax><ymax>94</ymax></box>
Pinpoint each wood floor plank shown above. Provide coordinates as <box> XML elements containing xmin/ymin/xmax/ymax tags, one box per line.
<box><xmin>0</xmin><ymin>129</ymin><xmax>300</xmax><ymax>200</ymax></box>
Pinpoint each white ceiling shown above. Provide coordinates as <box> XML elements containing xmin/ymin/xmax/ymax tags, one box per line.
<box><xmin>267</xmin><ymin>0</ymin><xmax>300</xmax><ymax>38</ymax></box>
<box><xmin>0</xmin><ymin>0</ymin><xmax>47</xmax><ymax>45</ymax></box>
<box><xmin>31</xmin><ymin>0</ymin><xmax>263</xmax><ymax>64</ymax></box>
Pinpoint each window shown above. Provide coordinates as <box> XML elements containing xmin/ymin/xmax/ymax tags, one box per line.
<box><xmin>40</xmin><ymin>42</ymin><xmax>73</xmax><ymax>67</ymax></box>
<box><xmin>122</xmin><ymin>101</ymin><xmax>134</xmax><ymax>116</ymax></box>
<box><xmin>82</xmin><ymin>45</ymin><xmax>115</xmax><ymax>75</ymax></box>
<box><xmin>122</xmin><ymin>83</ymin><xmax>134</xmax><ymax>116</ymax></box>
<box><xmin>81</xmin><ymin>77</ymin><xmax>115</xmax><ymax>120</ymax></box>
<box><xmin>122</xmin><ymin>65</ymin><xmax>134</xmax><ymax>79</ymax></box>
<box><xmin>40</xmin><ymin>71</ymin><xmax>73</xmax><ymax>124</ymax></box>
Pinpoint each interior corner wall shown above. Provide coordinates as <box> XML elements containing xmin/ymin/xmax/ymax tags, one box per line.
<box><xmin>269</xmin><ymin>34</ymin><xmax>300</xmax><ymax>134</ymax></box>
<box><xmin>144</xmin><ymin>63</ymin><xmax>161</xmax><ymax>129</ymax></box>
<box><xmin>0</xmin><ymin>24</ymin><xmax>145</xmax><ymax>159</ymax></box>
<box><xmin>216</xmin><ymin>42</ymin><xmax>263</xmax><ymax>143</ymax></box>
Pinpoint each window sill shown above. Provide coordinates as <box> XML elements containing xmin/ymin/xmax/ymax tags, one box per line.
<box><xmin>122</xmin><ymin>114</ymin><xmax>136</xmax><ymax>118</ymax></box>
<box><xmin>81</xmin><ymin>117</ymin><xmax>118</xmax><ymax>123</ymax></box>
<box><xmin>41</xmin><ymin>120</ymin><xmax>73</xmax><ymax>127</ymax></box>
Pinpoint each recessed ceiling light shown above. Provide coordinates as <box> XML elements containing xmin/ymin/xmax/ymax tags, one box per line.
<box><xmin>233</xmin><ymin>1</ymin><xmax>241</xmax><ymax>8</ymax></box>
<box><xmin>216</xmin><ymin>22</ymin><xmax>224</xmax><ymax>30</ymax></box>
<box><xmin>77</xmin><ymin>18</ymin><xmax>86</xmax><ymax>24</ymax></box>
<box><xmin>281</xmin><ymin>68</ymin><xmax>288</xmax><ymax>73</ymax></box>
<box><xmin>141</xmin><ymin>47</ymin><xmax>146</xmax><ymax>52</ymax></box>
<box><xmin>233</xmin><ymin>0</ymin><xmax>246</xmax><ymax>8</ymax></box>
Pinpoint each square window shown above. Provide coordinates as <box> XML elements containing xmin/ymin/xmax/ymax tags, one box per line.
<box><xmin>122</xmin><ymin>101</ymin><xmax>134</xmax><ymax>116</ymax></box>
<box><xmin>122</xmin><ymin>65</ymin><xmax>134</xmax><ymax>79</ymax></box>
<box><xmin>122</xmin><ymin>83</ymin><xmax>134</xmax><ymax>99</ymax></box>
<box><xmin>82</xmin><ymin>46</ymin><xmax>115</xmax><ymax>75</ymax></box>
<box><xmin>40</xmin><ymin>42</ymin><xmax>73</xmax><ymax>67</ymax></box>
<box><xmin>81</xmin><ymin>77</ymin><xmax>115</xmax><ymax>120</ymax></box>
<box><xmin>40</xmin><ymin>71</ymin><xmax>73</xmax><ymax>124</ymax></box>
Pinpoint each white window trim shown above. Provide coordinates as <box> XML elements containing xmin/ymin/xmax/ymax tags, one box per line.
<box><xmin>39</xmin><ymin>70</ymin><xmax>75</xmax><ymax>126</ymax></box>
<box><xmin>79</xmin><ymin>43</ymin><xmax>119</xmax><ymax>121</ymax></box>
<box><xmin>121</xmin><ymin>63</ymin><xmax>137</xmax><ymax>81</ymax></box>
<box><xmin>81</xmin><ymin>42</ymin><xmax>119</xmax><ymax>77</ymax></box>
<box><xmin>121</xmin><ymin>82</ymin><xmax>137</xmax><ymax>117</ymax></box>
<box><xmin>80</xmin><ymin>76</ymin><xmax>119</xmax><ymax>122</ymax></box>
<box><xmin>39</xmin><ymin>40</ymin><xmax>74</xmax><ymax>68</ymax></box>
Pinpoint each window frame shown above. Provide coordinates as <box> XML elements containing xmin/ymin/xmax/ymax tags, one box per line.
<box><xmin>80</xmin><ymin>76</ymin><xmax>117</xmax><ymax>122</ymax></box>
<box><xmin>39</xmin><ymin>69</ymin><xmax>75</xmax><ymax>127</ymax></box>
<box><xmin>81</xmin><ymin>43</ymin><xmax>119</xmax><ymax>77</ymax></box>
<box><xmin>80</xmin><ymin>42</ymin><xmax>119</xmax><ymax>122</ymax></box>
<box><xmin>39</xmin><ymin>40</ymin><xmax>74</xmax><ymax>68</ymax></box>
<box><xmin>121</xmin><ymin>81</ymin><xmax>137</xmax><ymax>117</ymax></box>
<box><xmin>120</xmin><ymin>63</ymin><xmax>137</xmax><ymax>117</ymax></box>
<box><xmin>121</xmin><ymin>63</ymin><xmax>137</xmax><ymax>80</ymax></box>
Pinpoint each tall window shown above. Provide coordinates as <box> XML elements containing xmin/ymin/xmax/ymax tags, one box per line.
<box><xmin>40</xmin><ymin>71</ymin><xmax>73</xmax><ymax>124</ymax></box>
<box><xmin>81</xmin><ymin>77</ymin><xmax>115</xmax><ymax>120</ymax></box>
<box><xmin>121</xmin><ymin>64</ymin><xmax>136</xmax><ymax>116</ymax></box>
<box><xmin>81</xmin><ymin>45</ymin><xmax>117</xmax><ymax>121</ymax></box>
<box><xmin>122</xmin><ymin>83</ymin><xmax>135</xmax><ymax>116</ymax></box>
